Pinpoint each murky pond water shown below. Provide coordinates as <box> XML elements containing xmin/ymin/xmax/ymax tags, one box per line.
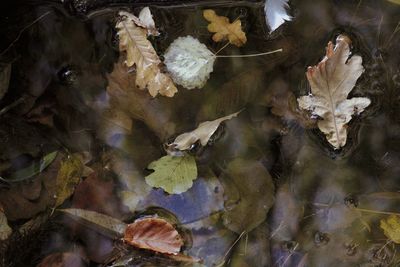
<box><xmin>1</xmin><ymin>0</ymin><xmax>400</xmax><ymax>266</ymax></box>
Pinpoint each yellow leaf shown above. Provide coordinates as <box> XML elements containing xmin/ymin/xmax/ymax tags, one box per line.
<box><xmin>203</xmin><ymin>9</ymin><xmax>247</xmax><ymax>47</ymax></box>
<box><xmin>380</xmin><ymin>215</ymin><xmax>400</xmax><ymax>243</ymax></box>
<box><xmin>116</xmin><ymin>11</ymin><xmax>177</xmax><ymax>97</ymax></box>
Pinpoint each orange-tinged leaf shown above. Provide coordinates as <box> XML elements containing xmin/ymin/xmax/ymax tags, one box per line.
<box><xmin>203</xmin><ymin>9</ymin><xmax>247</xmax><ymax>47</ymax></box>
<box><xmin>123</xmin><ymin>217</ymin><xmax>183</xmax><ymax>255</ymax></box>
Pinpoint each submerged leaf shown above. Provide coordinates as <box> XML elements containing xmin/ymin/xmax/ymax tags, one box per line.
<box><xmin>54</xmin><ymin>154</ymin><xmax>84</xmax><ymax>207</ymax></box>
<box><xmin>380</xmin><ymin>215</ymin><xmax>400</xmax><ymax>244</ymax></box>
<box><xmin>60</xmin><ymin>208</ymin><xmax>127</xmax><ymax>238</ymax></box>
<box><xmin>123</xmin><ymin>217</ymin><xmax>183</xmax><ymax>255</ymax></box>
<box><xmin>203</xmin><ymin>9</ymin><xmax>247</xmax><ymax>47</ymax></box>
<box><xmin>221</xmin><ymin>158</ymin><xmax>274</xmax><ymax>233</ymax></box>
<box><xmin>297</xmin><ymin>35</ymin><xmax>371</xmax><ymax>149</ymax></box>
<box><xmin>164</xmin><ymin>36</ymin><xmax>216</xmax><ymax>89</ymax></box>
<box><xmin>145</xmin><ymin>155</ymin><xmax>197</xmax><ymax>194</ymax></box>
<box><xmin>117</xmin><ymin>11</ymin><xmax>177</xmax><ymax>97</ymax></box>
<box><xmin>264</xmin><ymin>0</ymin><xmax>292</xmax><ymax>33</ymax></box>
<box><xmin>0</xmin><ymin>63</ymin><xmax>11</xmax><ymax>101</ymax></box>
<box><xmin>169</xmin><ymin>111</ymin><xmax>240</xmax><ymax>152</ymax></box>
<box><xmin>0</xmin><ymin>205</ymin><xmax>11</xmax><ymax>241</ymax></box>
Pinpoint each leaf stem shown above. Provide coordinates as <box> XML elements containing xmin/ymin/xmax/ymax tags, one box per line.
<box><xmin>216</xmin><ymin>48</ymin><xmax>283</xmax><ymax>58</ymax></box>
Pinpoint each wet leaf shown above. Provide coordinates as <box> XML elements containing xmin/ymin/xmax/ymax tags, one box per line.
<box><xmin>135</xmin><ymin>7</ymin><xmax>160</xmax><ymax>36</ymax></box>
<box><xmin>380</xmin><ymin>215</ymin><xmax>400</xmax><ymax>243</ymax></box>
<box><xmin>145</xmin><ymin>155</ymin><xmax>197</xmax><ymax>194</ymax></box>
<box><xmin>0</xmin><ymin>63</ymin><xmax>11</xmax><ymax>101</ymax></box>
<box><xmin>164</xmin><ymin>36</ymin><xmax>216</xmax><ymax>89</ymax></box>
<box><xmin>54</xmin><ymin>153</ymin><xmax>84</xmax><ymax>207</ymax></box>
<box><xmin>4</xmin><ymin>151</ymin><xmax>58</xmax><ymax>183</ymax></box>
<box><xmin>264</xmin><ymin>0</ymin><xmax>292</xmax><ymax>33</ymax></box>
<box><xmin>203</xmin><ymin>9</ymin><xmax>247</xmax><ymax>47</ymax></box>
<box><xmin>0</xmin><ymin>204</ymin><xmax>12</xmax><ymax>241</ymax></box>
<box><xmin>221</xmin><ymin>158</ymin><xmax>274</xmax><ymax>233</ymax></box>
<box><xmin>169</xmin><ymin>111</ymin><xmax>240</xmax><ymax>152</ymax></box>
<box><xmin>60</xmin><ymin>208</ymin><xmax>127</xmax><ymax>238</ymax></box>
<box><xmin>297</xmin><ymin>35</ymin><xmax>371</xmax><ymax>149</ymax></box>
<box><xmin>123</xmin><ymin>217</ymin><xmax>183</xmax><ymax>255</ymax></box>
<box><xmin>117</xmin><ymin>11</ymin><xmax>177</xmax><ymax>97</ymax></box>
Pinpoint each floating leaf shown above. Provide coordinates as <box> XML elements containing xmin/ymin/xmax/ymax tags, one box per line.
<box><xmin>117</xmin><ymin>11</ymin><xmax>177</xmax><ymax>97</ymax></box>
<box><xmin>203</xmin><ymin>9</ymin><xmax>247</xmax><ymax>47</ymax></box>
<box><xmin>380</xmin><ymin>215</ymin><xmax>400</xmax><ymax>244</ymax></box>
<box><xmin>297</xmin><ymin>35</ymin><xmax>371</xmax><ymax>149</ymax></box>
<box><xmin>3</xmin><ymin>151</ymin><xmax>58</xmax><ymax>183</ymax></box>
<box><xmin>169</xmin><ymin>111</ymin><xmax>240</xmax><ymax>152</ymax></box>
<box><xmin>60</xmin><ymin>208</ymin><xmax>127</xmax><ymax>238</ymax></box>
<box><xmin>136</xmin><ymin>7</ymin><xmax>160</xmax><ymax>36</ymax></box>
<box><xmin>123</xmin><ymin>217</ymin><xmax>183</xmax><ymax>255</ymax></box>
<box><xmin>164</xmin><ymin>36</ymin><xmax>216</xmax><ymax>89</ymax></box>
<box><xmin>264</xmin><ymin>0</ymin><xmax>292</xmax><ymax>33</ymax></box>
<box><xmin>221</xmin><ymin>158</ymin><xmax>274</xmax><ymax>233</ymax></box>
<box><xmin>145</xmin><ymin>155</ymin><xmax>197</xmax><ymax>194</ymax></box>
<box><xmin>54</xmin><ymin>154</ymin><xmax>84</xmax><ymax>207</ymax></box>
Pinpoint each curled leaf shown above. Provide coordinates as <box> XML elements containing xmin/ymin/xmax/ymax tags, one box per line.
<box><xmin>264</xmin><ymin>0</ymin><xmax>292</xmax><ymax>33</ymax></box>
<box><xmin>203</xmin><ymin>9</ymin><xmax>247</xmax><ymax>47</ymax></box>
<box><xmin>297</xmin><ymin>35</ymin><xmax>371</xmax><ymax>149</ymax></box>
<box><xmin>380</xmin><ymin>215</ymin><xmax>400</xmax><ymax>244</ymax></box>
<box><xmin>145</xmin><ymin>155</ymin><xmax>197</xmax><ymax>194</ymax></box>
<box><xmin>169</xmin><ymin>111</ymin><xmax>240</xmax><ymax>152</ymax></box>
<box><xmin>123</xmin><ymin>217</ymin><xmax>183</xmax><ymax>255</ymax></box>
<box><xmin>136</xmin><ymin>7</ymin><xmax>160</xmax><ymax>36</ymax></box>
<box><xmin>164</xmin><ymin>36</ymin><xmax>216</xmax><ymax>89</ymax></box>
<box><xmin>117</xmin><ymin>11</ymin><xmax>177</xmax><ymax>97</ymax></box>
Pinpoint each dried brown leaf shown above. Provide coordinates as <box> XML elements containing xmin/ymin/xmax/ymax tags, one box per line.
<box><xmin>123</xmin><ymin>217</ymin><xmax>184</xmax><ymax>255</ymax></box>
<box><xmin>117</xmin><ymin>11</ymin><xmax>177</xmax><ymax>97</ymax></box>
<box><xmin>203</xmin><ymin>9</ymin><xmax>247</xmax><ymax>47</ymax></box>
<box><xmin>297</xmin><ymin>35</ymin><xmax>371</xmax><ymax>149</ymax></box>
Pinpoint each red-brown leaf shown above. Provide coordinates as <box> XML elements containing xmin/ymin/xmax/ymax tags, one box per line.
<box><xmin>123</xmin><ymin>217</ymin><xmax>183</xmax><ymax>255</ymax></box>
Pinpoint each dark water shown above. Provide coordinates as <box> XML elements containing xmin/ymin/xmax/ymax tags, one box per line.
<box><xmin>1</xmin><ymin>0</ymin><xmax>400</xmax><ymax>266</ymax></box>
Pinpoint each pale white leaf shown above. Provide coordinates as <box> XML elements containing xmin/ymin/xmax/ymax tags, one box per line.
<box><xmin>138</xmin><ymin>7</ymin><xmax>159</xmax><ymax>36</ymax></box>
<box><xmin>164</xmin><ymin>36</ymin><xmax>216</xmax><ymax>89</ymax></box>
<box><xmin>265</xmin><ymin>0</ymin><xmax>292</xmax><ymax>33</ymax></box>
<box><xmin>297</xmin><ymin>35</ymin><xmax>371</xmax><ymax>149</ymax></box>
<box><xmin>170</xmin><ymin>111</ymin><xmax>240</xmax><ymax>151</ymax></box>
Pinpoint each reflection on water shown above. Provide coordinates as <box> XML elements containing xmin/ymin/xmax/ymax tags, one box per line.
<box><xmin>1</xmin><ymin>0</ymin><xmax>400</xmax><ymax>266</ymax></box>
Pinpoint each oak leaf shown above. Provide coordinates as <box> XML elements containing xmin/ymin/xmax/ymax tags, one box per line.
<box><xmin>117</xmin><ymin>11</ymin><xmax>177</xmax><ymax>97</ymax></box>
<box><xmin>203</xmin><ymin>9</ymin><xmax>247</xmax><ymax>47</ymax></box>
<box><xmin>380</xmin><ymin>215</ymin><xmax>400</xmax><ymax>243</ymax></box>
<box><xmin>297</xmin><ymin>35</ymin><xmax>371</xmax><ymax>149</ymax></box>
<box><xmin>169</xmin><ymin>111</ymin><xmax>240</xmax><ymax>152</ymax></box>
<box><xmin>123</xmin><ymin>217</ymin><xmax>183</xmax><ymax>255</ymax></box>
<box><xmin>145</xmin><ymin>155</ymin><xmax>197</xmax><ymax>194</ymax></box>
<box><xmin>164</xmin><ymin>36</ymin><xmax>216</xmax><ymax>89</ymax></box>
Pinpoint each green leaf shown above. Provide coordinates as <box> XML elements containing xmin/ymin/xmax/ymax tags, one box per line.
<box><xmin>145</xmin><ymin>155</ymin><xmax>197</xmax><ymax>194</ymax></box>
<box><xmin>54</xmin><ymin>154</ymin><xmax>84</xmax><ymax>207</ymax></box>
<box><xmin>59</xmin><ymin>208</ymin><xmax>127</xmax><ymax>238</ymax></box>
<box><xmin>2</xmin><ymin>151</ymin><xmax>58</xmax><ymax>183</ymax></box>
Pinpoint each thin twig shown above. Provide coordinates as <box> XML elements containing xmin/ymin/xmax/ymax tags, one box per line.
<box><xmin>0</xmin><ymin>11</ymin><xmax>52</xmax><ymax>57</ymax></box>
<box><xmin>216</xmin><ymin>48</ymin><xmax>283</xmax><ymax>58</ymax></box>
<box><xmin>0</xmin><ymin>96</ymin><xmax>25</xmax><ymax>116</ymax></box>
<box><xmin>214</xmin><ymin>41</ymin><xmax>231</xmax><ymax>55</ymax></box>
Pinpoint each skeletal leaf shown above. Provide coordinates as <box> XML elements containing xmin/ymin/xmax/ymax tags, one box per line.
<box><xmin>145</xmin><ymin>155</ymin><xmax>197</xmax><ymax>194</ymax></box>
<box><xmin>169</xmin><ymin>111</ymin><xmax>240</xmax><ymax>152</ymax></box>
<box><xmin>117</xmin><ymin>11</ymin><xmax>177</xmax><ymax>97</ymax></box>
<box><xmin>203</xmin><ymin>9</ymin><xmax>247</xmax><ymax>47</ymax></box>
<box><xmin>297</xmin><ymin>35</ymin><xmax>371</xmax><ymax>149</ymax></box>
<box><xmin>54</xmin><ymin>153</ymin><xmax>84</xmax><ymax>207</ymax></box>
<box><xmin>123</xmin><ymin>217</ymin><xmax>184</xmax><ymax>255</ymax></box>
<box><xmin>264</xmin><ymin>0</ymin><xmax>292</xmax><ymax>33</ymax></box>
<box><xmin>164</xmin><ymin>36</ymin><xmax>216</xmax><ymax>89</ymax></box>
<box><xmin>380</xmin><ymin>215</ymin><xmax>400</xmax><ymax>244</ymax></box>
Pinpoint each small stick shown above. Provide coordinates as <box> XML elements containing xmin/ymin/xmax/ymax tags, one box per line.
<box><xmin>216</xmin><ymin>48</ymin><xmax>283</xmax><ymax>58</ymax></box>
